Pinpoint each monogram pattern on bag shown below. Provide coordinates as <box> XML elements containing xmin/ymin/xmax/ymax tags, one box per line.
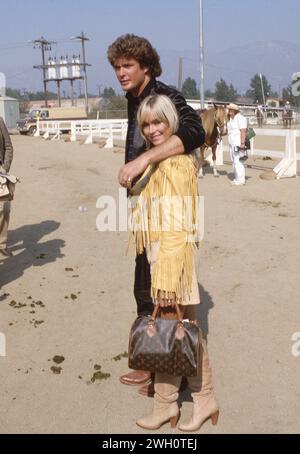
<box><xmin>128</xmin><ymin>316</ymin><xmax>201</xmax><ymax>377</ymax></box>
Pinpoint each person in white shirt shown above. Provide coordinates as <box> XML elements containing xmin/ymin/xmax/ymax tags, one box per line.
<box><xmin>227</xmin><ymin>103</ymin><xmax>247</xmax><ymax>185</ymax></box>
<box><xmin>284</xmin><ymin>101</ymin><xmax>291</xmax><ymax>113</ymax></box>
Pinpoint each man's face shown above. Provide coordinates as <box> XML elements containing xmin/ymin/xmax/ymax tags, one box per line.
<box><xmin>228</xmin><ymin>109</ymin><xmax>236</xmax><ymax>119</ymax></box>
<box><xmin>113</xmin><ymin>58</ymin><xmax>149</xmax><ymax>96</ymax></box>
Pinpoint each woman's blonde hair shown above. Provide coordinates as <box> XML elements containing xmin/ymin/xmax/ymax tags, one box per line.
<box><xmin>137</xmin><ymin>95</ymin><xmax>179</xmax><ymax>147</ymax></box>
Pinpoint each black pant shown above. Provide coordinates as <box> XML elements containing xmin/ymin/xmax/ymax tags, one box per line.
<box><xmin>134</xmin><ymin>250</ymin><xmax>154</xmax><ymax>316</ymax></box>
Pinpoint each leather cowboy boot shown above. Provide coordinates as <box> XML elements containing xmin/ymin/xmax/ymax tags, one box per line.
<box><xmin>178</xmin><ymin>340</ymin><xmax>219</xmax><ymax>432</ymax></box>
<box><xmin>136</xmin><ymin>372</ymin><xmax>181</xmax><ymax>430</ymax></box>
<box><xmin>119</xmin><ymin>370</ymin><xmax>152</xmax><ymax>386</ymax></box>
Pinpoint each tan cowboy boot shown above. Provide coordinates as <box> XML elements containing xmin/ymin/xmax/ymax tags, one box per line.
<box><xmin>179</xmin><ymin>340</ymin><xmax>219</xmax><ymax>432</ymax></box>
<box><xmin>136</xmin><ymin>373</ymin><xmax>181</xmax><ymax>430</ymax></box>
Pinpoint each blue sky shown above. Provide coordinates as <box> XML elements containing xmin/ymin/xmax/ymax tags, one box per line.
<box><xmin>1</xmin><ymin>0</ymin><xmax>300</xmax><ymax>93</ymax></box>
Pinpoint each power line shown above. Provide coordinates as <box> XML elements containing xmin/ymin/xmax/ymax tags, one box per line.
<box><xmin>0</xmin><ymin>43</ymin><xmax>32</xmax><ymax>52</ymax></box>
<box><xmin>71</xmin><ymin>32</ymin><xmax>90</xmax><ymax>115</ymax></box>
<box><xmin>32</xmin><ymin>37</ymin><xmax>57</xmax><ymax>106</ymax></box>
<box><xmin>31</xmin><ymin>33</ymin><xmax>91</xmax><ymax>110</ymax></box>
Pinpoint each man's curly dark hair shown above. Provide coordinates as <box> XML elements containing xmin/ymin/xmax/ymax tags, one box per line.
<box><xmin>107</xmin><ymin>34</ymin><xmax>162</xmax><ymax>78</ymax></box>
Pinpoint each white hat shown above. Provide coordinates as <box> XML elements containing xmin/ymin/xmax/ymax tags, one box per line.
<box><xmin>227</xmin><ymin>103</ymin><xmax>240</xmax><ymax>112</ymax></box>
<box><xmin>286</xmin><ymin>101</ymin><xmax>290</xmax><ymax>104</ymax></box>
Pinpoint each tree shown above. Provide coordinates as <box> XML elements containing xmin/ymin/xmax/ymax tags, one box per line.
<box><xmin>102</xmin><ymin>87</ymin><xmax>116</xmax><ymax>99</ymax></box>
<box><xmin>26</xmin><ymin>90</ymin><xmax>58</xmax><ymax>100</ymax></box>
<box><xmin>78</xmin><ymin>92</ymin><xmax>98</xmax><ymax>99</ymax></box>
<box><xmin>181</xmin><ymin>78</ymin><xmax>199</xmax><ymax>99</ymax></box>
<box><xmin>214</xmin><ymin>78</ymin><xmax>238</xmax><ymax>102</ymax></box>
<box><xmin>96</xmin><ymin>95</ymin><xmax>128</xmax><ymax>119</ymax></box>
<box><xmin>19</xmin><ymin>100</ymin><xmax>30</xmax><ymax>114</ymax></box>
<box><xmin>6</xmin><ymin>87</ymin><xmax>22</xmax><ymax>99</ymax></box>
<box><xmin>204</xmin><ymin>89</ymin><xmax>215</xmax><ymax>99</ymax></box>
<box><xmin>246</xmin><ymin>74</ymin><xmax>272</xmax><ymax>103</ymax></box>
<box><xmin>281</xmin><ymin>84</ymin><xmax>299</xmax><ymax>108</ymax></box>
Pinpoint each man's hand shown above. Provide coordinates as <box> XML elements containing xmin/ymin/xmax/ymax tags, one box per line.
<box><xmin>157</xmin><ymin>290</ymin><xmax>176</xmax><ymax>308</ymax></box>
<box><xmin>118</xmin><ymin>135</ymin><xmax>184</xmax><ymax>187</ymax></box>
<box><xmin>118</xmin><ymin>153</ymin><xmax>150</xmax><ymax>187</ymax></box>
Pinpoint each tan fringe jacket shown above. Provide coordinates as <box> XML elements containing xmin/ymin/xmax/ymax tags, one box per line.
<box><xmin>130</xmin><ymin>154</ymin><xmax>199</xmax><ymax>304</ymax></box>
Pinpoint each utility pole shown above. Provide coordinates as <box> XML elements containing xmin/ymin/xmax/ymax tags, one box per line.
<box><xmin>57</xmin><ymin>80</ymin><xmax>61</xmax><ymax>107</ymax></box>
<box><xmin>178</xmin><ymin>57</ymin><xmax>183</xmax><ymax>92</ymax></box>
<box><xmin>73</xmin><ymin>32</ymin><xmax>90</xmax><ymax>115</ymax></box>
<box><xmin>32</xmin><ymin>37</ymin><xmax>56</xmax><ymax>107</ymax></box>
<box><xmin>22</xmin><ymin>88</ymin><xmax>28</xmax><ymax>99</ymax></box>
<box><xmin>199</xmin><ymin>0</ymin><xmax>205</xmax><ymax>109</ymax></box>
<box><xmin>259</xmin><ymin>73</ymin><xmax>266</xmax><ymax>108</ymax></box>
<box><xmin>70</xmin><ymin>80</ymin><xmax>75</xmax><ymax>106</ymax></box>
<box><xmin>97</xmin><ymin>84</ymin><xmax>103</xmax><ymax>97</ymax></box>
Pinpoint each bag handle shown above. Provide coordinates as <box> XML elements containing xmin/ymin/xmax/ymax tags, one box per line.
<box><xmin>150</xmin><ymin>301</ymin><xmax>183</xmax><ymax>322</ymax></box>
<box><xmin>147</xmin><ymin>302</ymin><xmax>185</xmax><ymax>339</ymax></box>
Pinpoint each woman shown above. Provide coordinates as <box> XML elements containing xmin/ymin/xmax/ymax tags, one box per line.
<box><xmin>227</xmin><ymin>103</ymin><xmax>248</xmax><ymax>186</ymax></box>
<box><xmin>130</xmin><ymin>94</ymin><xmax>219</xmax><ymax>432</ymax></box>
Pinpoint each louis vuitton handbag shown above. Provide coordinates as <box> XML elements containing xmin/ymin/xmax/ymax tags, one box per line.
<box><xmin>128</xmin><ymin>303</ymin><xmax>202</xmax><ymax>377</ymax></box>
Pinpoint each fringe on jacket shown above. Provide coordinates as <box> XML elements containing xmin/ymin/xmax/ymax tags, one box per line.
<box><xmin>129</xmin><ymin>154</ymin><xmax>199</xmax><ymax>304</ymax></box>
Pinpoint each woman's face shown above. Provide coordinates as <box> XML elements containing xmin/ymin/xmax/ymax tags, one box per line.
<box><xmin>142</xmin><ymin>111</ymin><xmax>173</xmax><ymax>146</ymax></box>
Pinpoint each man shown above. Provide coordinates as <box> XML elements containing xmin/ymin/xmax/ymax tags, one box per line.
<box><xmin>227</xmin><ymin>103</ymin><xmax>247</xmax><ymax>186</ymax></box>
<box><xmin>255</xmin><ymin>102</ymin><xmax>263</xmax><ymax>128</ymax></box>
<box><xmin>283</xmin><ymin>101</ymin><xmax>291</xmax><ymax>113</ymax></box>
<box><xmin>107</xmin><ymin>34</ymin><xmax>205</xmax><ymax>392</ymax></box>
<box><xmin>0</xmin><ymin>117</ymin><xmax>14</xmax><ymax>258</ymax></box>
<box><xmin>283</xmin><ymin>101</ymin><xmax>292</xmax><ymax>128</ymax></box>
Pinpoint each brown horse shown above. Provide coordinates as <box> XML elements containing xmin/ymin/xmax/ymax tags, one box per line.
<box><xmin>196</xmin><ymin>104</ymin><xmax>227</xmax><ymax>177</ymax></box>
<box><xmin>283</xmin><ymin>109</ymin><xmax>292</xmax><ymax>128</ymax></box>
<box><xmin>255</xmin><ymin>107</ymin><xmax>264</xmax><ymax>127</ymax></box>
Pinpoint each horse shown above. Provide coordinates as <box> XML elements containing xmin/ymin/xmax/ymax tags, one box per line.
<box><xmin>283</xmin><ymin>109</ymin><xmax>292</xmax><ymax>129</ymax></box>
<box><xmin>195</xmin><ymin>104</ymin><xmax>227</xmax><ymax>177</ymax></box>
<box><xmin>255</xmin><ymin>107</ymin><xmax>264</xmax><ymax>127</ymax></box>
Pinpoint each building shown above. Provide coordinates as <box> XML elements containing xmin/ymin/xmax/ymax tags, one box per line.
<box><xmin>0</xmin><ymin>96</ymin><xmax>20</xmax><ymax>129</ymax></box>
<box><xmin>28</xmin><ymin>97</ymin><xmax>100</xmax><ymax>113</ymax></box>
<box><xmin>266</xmin><ymin>97</ymin><xmax>280</xmax><ymax>108</ymax></box>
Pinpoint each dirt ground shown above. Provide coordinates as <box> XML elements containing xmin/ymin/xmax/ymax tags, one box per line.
<box><xmin>0</xmin><ymin>134</ymin><xmax>299</xmax><ymax>434</ymax></box>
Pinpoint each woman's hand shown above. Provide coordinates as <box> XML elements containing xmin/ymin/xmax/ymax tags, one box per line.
<box><xmin>157</xmin><ymin>290</ymin><xmax>176</xmax><ymax>308</ymax></box>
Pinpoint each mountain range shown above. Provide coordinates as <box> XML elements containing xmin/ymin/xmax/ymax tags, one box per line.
<box><xmin>158</xmin><ymin>40</ymin><xmax>300</xmax><ymax>95</ymax></box>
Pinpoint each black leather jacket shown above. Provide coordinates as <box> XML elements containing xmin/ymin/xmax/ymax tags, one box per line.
<box><xmin>125</xmin><ymin>78</ymin><xmax>205</xmax><ymax>163</ymax></box>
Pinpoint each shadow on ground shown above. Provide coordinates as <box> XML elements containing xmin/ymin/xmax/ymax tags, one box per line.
<box><xmin>0</xmin><ymin>220</ymin><xmax>65</xmax><ymax>290</ymax></box>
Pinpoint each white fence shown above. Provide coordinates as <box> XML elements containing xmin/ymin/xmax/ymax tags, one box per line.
<box><xmin>187</xmin><ymin>99</ymin><xmax>300</xmax><ymax>127</ymax></box>
<box><xmin>251</xmin><ymin>129</ymin><xmax>299</xmax><ymax>178</ymax></box>
<box><xmin>35</xmin><ymin>118</ymin><xmax>128</xmax><ymax>147</ymax></box>
<box><xmin>247</xmin><ymin>113</ymin><xmax>300</xmax><ymax>127</ymax></box>
<box><xmin>35</xmin><ymin>120</ymin><xmax>299</xmax><ymax>178</ymax></box>
<box><xmin>208</xmin><ymin>128</ymin><xmax>299</xmax><ymax>178</ymax></box>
